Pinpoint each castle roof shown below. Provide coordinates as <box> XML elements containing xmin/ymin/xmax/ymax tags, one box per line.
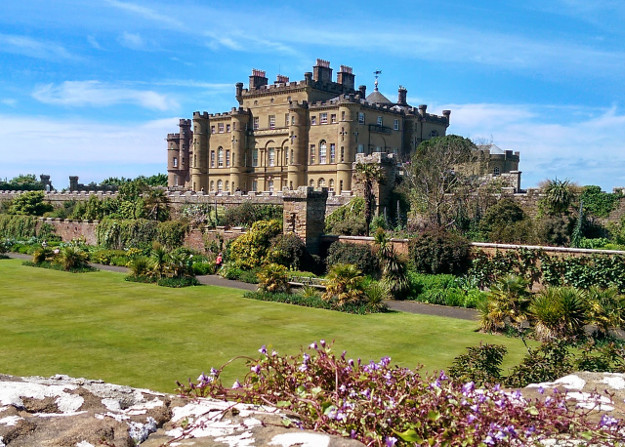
<box><xmin>478</xmin><ymin>143</ymin><xmax>506</xmax><ymax>154</ymax></box>
<box><xmin>365</xmin><ymin>89</ymin><xmax>393</xmax><ymax>105</ymax></box>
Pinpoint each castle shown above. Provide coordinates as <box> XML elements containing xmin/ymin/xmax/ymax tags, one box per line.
<box><xmin>166</xmin><ymin>59</ymin><xmax>452</xmax><ymax>193</ymax></box>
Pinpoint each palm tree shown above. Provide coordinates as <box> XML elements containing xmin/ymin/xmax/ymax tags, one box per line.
<box><xmin>322</xmin><ymin>263</ymin><xmax>366</xmax><ymax>306</ymax></box>
<box><xmin>587</xmin><ymin>287</ymin><xmax>625</xmax><ymax>339</ymax></box>
<box><xmin>150</xmin><ymin>244</ymin><xmax>168</xmax><ymax>278</ymax></box>
<box><xmin>529</xmin><ymin>287</ymin><xmax>589</xmax><ymax>341</ymax></box>
<box><xmin>355</xmin><ymin>163</ymin><xmax>383</xmax><ymax>236</ymax></box>
<box><xmin>143</xmin><ymin>188</ymin><xmax>170</xmax><ymax>221</ymax></box>
<box><xmin>479</xmin><ymin>275</ymin><xmax>531</xmax><ymax>334</ymax></box>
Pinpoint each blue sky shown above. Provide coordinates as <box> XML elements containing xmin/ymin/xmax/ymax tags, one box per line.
<box><xmin>1</xmin><ymin>0</ymin><xmax>625</xmax><ymax>190</ymax></box>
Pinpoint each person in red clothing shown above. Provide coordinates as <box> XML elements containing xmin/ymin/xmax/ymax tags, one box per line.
<box><xmin>215</xmin><ymin>252</ymin><xmax>223</xmax><ymax>269</ymax></box>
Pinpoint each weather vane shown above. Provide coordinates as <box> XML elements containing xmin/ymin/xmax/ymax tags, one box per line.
<box><xmin>373</xmin><ymin>70</ymin><xmax>382</xmax><ymax>91</ymax></box>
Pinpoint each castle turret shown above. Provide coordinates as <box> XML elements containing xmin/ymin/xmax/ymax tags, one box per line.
<box><xmin>337</xmin><ymin>104</ymin><xmax>356</xmax><ymax>192</ymax></box>
<box><xmin>287</xmin><ymin>102</ymin><xmax>309</xmax><ymax>189</ymax></box>
<box><xmin>230</xmin><ymin>107</ymin><xmax>249</xmax><ymax>191</ymax></box>
<box><xmin>397</xmin><ymin>86</ymin><xmax>407</xmax><ymax>106</ymax></box>
<box><xmin>191</xmin><ymin>111</ymin><xmax>210</xmax><ymax>191</ymax></box>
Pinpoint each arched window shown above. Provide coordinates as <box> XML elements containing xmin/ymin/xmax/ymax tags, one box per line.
<box><xmin>319</xmin><ymin>141</ymin><xmax>327</xmax><ymax>164</ymax></box>
<box><xmin>226</xmin><ymin>150</ymin><xmax>230</xmax><ymax>167</ymax></box>
<box><xmin>217</xmin><ymin>180</ymin><xmax>223</xmax><ymax>192</ymax></box>
<box><xmin>309</xmin><ymin>179</ymin><xmax>314</xmax><ymax>187</ymax></box>
<box><xmin>268</xmin><ymin>148</ymin><xmax>275</xmax><ymax>166</ymax></box>
<box><xmin>318</xmin><ymin>178</ymin><xmax>325</xmax><ymax>187</ymax></box>
<box><xmin>210</xmin><ymin>151</ymin><xmax>214</xmax><ymax>168</ymax></box>
<box><xmin>225</xmin><ymin>181</ymin><xmax>229</xmax><ymax>192</ymax></box>
<box><xmin>218</xmin><ymin>147</ymin><xmax>224</xmax><ymax>167</ymax></box>
<box><xmin>329</xmin><ymin>179</ymin><xmax>335</xmax><ymax>190</ymax></box>
<box><xmin>267</xmin><ymin>180</ymin><xmax>274</xmax><ymax>192</ymax></box>
<box><xmin>210</xmin><ymin>180</ymin><xmax>215</xmax><ymax>191</ymax></box>
<box><xmin>493</xmin><ymin>167</ymin><xmax>500</xmax><ymax>176</ymax></box>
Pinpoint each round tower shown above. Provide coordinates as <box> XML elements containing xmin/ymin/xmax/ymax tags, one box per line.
<box><xmin>336</xmin><ymin>104</ymin><xmax>355</xmax><ymax>192</ymax></box>
<box><xmin>229</xmin><ymin>108</ymin><xmax>248</xmax><ymax>191</ymax></box>
<box><xmin>287</xmin><ymin>102</ymin><xmax>309</xmax><ymax>189</ymax></box>
<box><xmin>191</xmin><ymin>111</ymin><xmax>210</xmax><ymax>192</ymax></box>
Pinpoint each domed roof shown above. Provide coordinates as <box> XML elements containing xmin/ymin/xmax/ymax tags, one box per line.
<box><xmin>366</xmin><ymin>89</ymin><xmax>393</xmax><ymax>105</ymax></box>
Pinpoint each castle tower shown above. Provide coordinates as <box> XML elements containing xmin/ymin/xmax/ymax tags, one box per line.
<box><xmin>287</xmin><ymin>102</ymin><xmax>309</xmax><ymax>189</ymax></box>
<box><xmin>337</xmin><ymin>104</ymin><xmax>356</xmax><ymax>192</ymax></box>
<box><xmin>190</xmin><ymin>111</ymin><xmax>210</xmax><ymax>192</ymax></box>
<box><xmin>229</xmin><ymin>107</ymin><xmax>249</xmax><ymax>191</ymax></box>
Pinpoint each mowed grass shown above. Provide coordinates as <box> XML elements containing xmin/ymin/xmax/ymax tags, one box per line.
<box><xmin>1</xmin><ymin>259</ymin><xmax>530</xmax><ymax>393</ymax></box>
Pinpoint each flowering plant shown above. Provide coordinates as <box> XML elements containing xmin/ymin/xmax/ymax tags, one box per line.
<box><xmin>177</xmin><ymin>341</ymin><xmax>624</xmax><ymax>446</ymax></box>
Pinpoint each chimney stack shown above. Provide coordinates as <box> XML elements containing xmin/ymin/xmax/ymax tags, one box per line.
<box><xmin>249</xmin><ymin>69</ymin><xmax>268</xmax><ymax>90</ymax></box>
<box><xmin>358</xmin><ymin>85</ymin><xmax>367</xmax><ymax>98</ymax></box>
<box><xmin>418</xmin><ymin>104</ymin><xmax>427</xmax><ymax>117</ymax></box>
<box><xmin>313</xmin><ymin>58</ymin><xmax>333</xmax><ymax>83</ymax></box>
<box><xmin>397</xmin><ymin>86</ymin><xmax>407</xmax><ymax>105</ymax></box>
<box><xmin>337</xmin><ymin>65</ymin><xmax>355</xmax><ymax>90</ymax></box>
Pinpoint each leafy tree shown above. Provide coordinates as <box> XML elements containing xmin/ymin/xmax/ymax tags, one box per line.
<box><xmin>538</xmin><ymin>178</ymin><xmax>576</xmax><ymax>215</ymax></box>
<box><xmin>142</xmin><ymin>188</ymin><xmax>170</xmax><ymax>221</ymax></box>
<box><xmin>355</xmin><ymin>162</ymin><xmax>383</xmax><ymax>236</ymax></box>
<box><xmin>228</xmin><ymin>219</ymin><xmax>282</xmax><ymax>270</ymax></box>
<box><xmin>403</xmin><ymin>135</ymin><xmax>478</xmax><ymax>227</ymax></box>
<box><xmin>0</xmin><ymin>174</ymin><xmax>44</xmax><ymax>191</ymax></box>
<box><xmin>580</xmin><ymin>185</ymin><xmax>620</xmax><ymax>218</ymax></box>
<box><xmin>9</xmin><ymin>191</ymin><xmax>53</xmax><ymax>216</ymax></box>
<box><xmin>479</xmin><ymin>197</ymin><xmax>532</xmax><ymax>243</ymax></box>
<box><xmin>257</xmin><ymin>263</ymin><xmax>291</xmax><ymax>293</ymax></box>
<box><xmin>409</xmin><ymin>227</ymin><xmax>470</xmax><ymax>275</ymax></box>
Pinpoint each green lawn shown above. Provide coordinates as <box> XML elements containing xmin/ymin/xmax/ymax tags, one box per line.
<box><xmin>1</xmin><ymin>258</ymin><xmax>530</xmax><ymax>392</ymax></box>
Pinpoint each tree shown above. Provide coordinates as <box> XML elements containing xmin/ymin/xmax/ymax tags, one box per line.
<box><xmin>355</xmin><ymin>163</ymin><xmax>383</xmax><ymax>236</ymax></box>
<box><xmin>403</xmin><ymin>135</ymin><xmax>477</xmax><ymax>227</ymax></box>
<box><xmin>322</xmin><ymin>263</ymin><xmax>367</xmax><ymax>306</ymax></box>
<box><xmin>539</xmin><ymin>178</ymin><xmax>576</xmax><ymax>215</ymax></box>
<box><xmin>9</xmin><ymin>191</ymin><xmax>53</xmax><ymax>216</ymax></box>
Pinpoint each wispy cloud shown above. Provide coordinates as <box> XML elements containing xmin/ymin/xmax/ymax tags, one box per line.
<box><xmin>32</xmin><ymin>81</ymin><xmax>178</xmax><ymax>111</ymax></box>
<box><xmin>118</xmin><ymin>31</ymin><xmax>147</xmax><ymax>50</ymax></box>
<box><xmin>103</xmin><ymin>0</ymin><xmax>185</xmax><ymax>29</ymax></box>
<box><xmin>1</xmin><ymin>99</ymin><xmax>17</xmax><ymax>107</ymax></box>
<box><xmin>0</xmin><ymin>33</ymin><xmax>76</xmax><ymax>61</ymax></box>
<box><xmin>87</xmin><ymin>35</ymin><xmax>103</xmax><ymax>50</ymax></box>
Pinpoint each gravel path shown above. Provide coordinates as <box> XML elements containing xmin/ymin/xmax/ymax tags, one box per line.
<box><xmin>7</xmin><ymin>253</ymin><xmax>477</xmax><ymax>320</ymax></box>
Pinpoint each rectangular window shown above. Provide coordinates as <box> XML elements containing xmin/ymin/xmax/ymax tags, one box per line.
<box><xmin>252</xmin><ymin>179</ymin><xmax>258</xmax><ymax>191</ymax></box>
<box><xmin>226</xmin><ymin>150</ymin><xmax>230</xmax><ymax>167</ymax></box>
<box><xmin>357</xmin><ymin>144</ymin><xmax>364</xmax><ymax>153</ymax></box>
<box><xmin>218</xmin><ymin>123</ymin><xmax>224</xmax><ymax>133</ymax></box>
<box><xmin>218</xmin><ymin>149</ymin><xmax>224</xmax><ymax>167</ymax></box>
<box><xmin>268</xmin><ymin>115</ymin><xmax>276</xmax><ymax>129</ymax></box>
<box><xmin>330</xmin><ymin>144</ymin><xmax>336</xmax><ymax>163</ymax></box>
<box><xmin>311</xmin><ymin>116</ymin><xmax>317</xmax><ymax>125</ymax></box>
<box><xmin>340</xmin><ymin>146</ymin><xmax>345</xmax><ymax>162</ymax></box>
<box><xmin>268</xmin><ymin>148</ymin><xmax>275</xmax><ymax>167</ymax></box>
<box><xmin>173</xmin><ymin>157</ymin><xmax>178</xmax><ymax>168</ymax></box>
<box><xmin>319</xmin><ymin>143</ymin><xmax>327</xmax><ymax>164</ymax></box>
<box><xmin>394</xmin><ymin>119</ymin><xmax>399</xmax><ymax>131</ymax></box>
<box><xmin>341</xmin><ymin>111</ymin><xmax>346</xmax><ymax>121</ymax></box>
<box><xmin>291</xmin><ymin>115</ymin><xmax>295</xmax><ymax>125</ymax></box>
<box><xmin>285</xmin><ymin>114</ymin><xmax>289</xmax><ymax>127</ymax></box>
<box><xmin>211</xmin><ymin>125</ymin><xmax>216</xmax><ymax>134</ymax></box>
<box><xmin>252</xmin><ymin>149</ymin><xmax>258</xmax><ymax>167</ymax></box>
<box><xmin>253</xmin><ymin>117</ymin><xmax>259</xmax><ymax>130</ymax></box>
<box><xmin>377</xmin><ymin>116</ymin><xmax>383</xmax><ymax>126</ymax></box>
<box><xmin>358</xmin><ymin>112</ymin><xmax>365</xmax><ymax>124</ymax></box>
<box><xmin>331</xmin><ymin>114</ymin><xmax>337</xmax><ymax>123</ymax></box>
<box><xmin>210</xmin><ymin>151</ymin><xmax>215</xmax><ymax>168</ymax></box>
<box><xmin>226</xmin><ymin>124</ymin><xmax>231</xmax><ymax>132</ymax></box>
<box><xmin>285</xmin><ymin>147</ymin><xmax>289</xmax><ymax>165</ymax></box>
<box><xmin>309</xmin><ymin>145</ymin><xmax>315</xmax><ymax>164</ymax></box>
<box><xmin>320</xmin><ymin>113</ymin><xmax>328</xmax><ymax>124</ymax></box>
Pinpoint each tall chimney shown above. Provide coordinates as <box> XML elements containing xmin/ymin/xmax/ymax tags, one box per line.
<box><xmin>397</xmin><ymin>86</ymin><xmax>407</xmax><ymax>105</ymax></box>
<box><xmin>337</xmin><ymin>65</ymin><xmax>355</xmax><ymax>90</ymax></box>
<box><xmin>358</xmin><ymin>85</ymin><xmax>367</xmax><ymax>98</ymax></box>
<box><xmin>249</xmin><ymin>69</ymin><xmax>268</xmax><ymax>90</ymax></box>
<box><xmin>235</xmin><ymin>82</ymin><xmax>243</xmax><ymax>104</ymax></box>
<box><xmin>313</xmin><ymin>58</ymin><xmax>333</xmax><ymax>83</ymax></box>
<box><xmin>418</xmin><ymin>104</ymin><xmax>427</xmax><ymax>117</ymax></box>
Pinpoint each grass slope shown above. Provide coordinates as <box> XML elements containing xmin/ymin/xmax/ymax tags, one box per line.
<box><xmin>0</xmin><ymin>259</ymin><xmax>530</xmax><ymax>392</ymax></box>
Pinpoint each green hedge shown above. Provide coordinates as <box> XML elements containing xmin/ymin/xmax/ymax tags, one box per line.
<box><xmin>0</xmin><ymin>215</ymin><xmax>38</xmax><ymax>239</ymax></box>
<box><xmin>96</xmin><ymin>218</ymin><xmax>188</xmax><ymax>250</ymax></box>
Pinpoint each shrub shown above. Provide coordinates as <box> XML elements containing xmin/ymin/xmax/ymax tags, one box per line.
<box><xmin>409</xmin><ymin>228</ymin><xmax>470</xmax><ymax>275</ymax></box>
<box><xmin>529</xmin><ymin>287</ymin><xmax>590</xmax><ymax>341</ymax></box>
<box><xmin>156</xmin><ymin>220</ymin><xmax>188</xmax><ymax>249</ymax></box>
<box><xmin>505</xmin><ymin>341</ymin><xmax>574</xmax><ymax>388</ymax></box>
<box><xmin>243</xmin><ymin>290</ymin><xmax>386</xmax><ymax>314</ymax></box>
<box><xmin>156</xmin><ymin>276</ymin><xmax>200</xmax><ymax>288</ymax></box>
<box><xmin>9</xmin><ymin>190</ymin><xmax>53</xmax><ymax>216</ymax></box>
<box><xmin>257</xmin><ymin>263</ymin><xmax>291</xmax><ymax>293</ymax></box>
<box><xmin>326</xmin><ymin>241</ymin><xmax>378</xmax><ymax>276</ymax></box>
<box><xmin>478</xmin><ymin>275</ymin><xmax>531</xmax><ymax>334</ymax></box>
<box><xmin>0</xmin><ymin>239</ymin><xmax>10</xmax><ymax>256</ymax></box>
<box><xmin>322</xmin><ymin>263</ymin><xmax>367</xmax><ymax>306</ymax></box>
<box><xmin>220</xmin><ymin>202</ymin><xmax>282</xmax><ymax>227</ymax></box>
<box><xmin>32</xmin><ymin>246</ymin><xmax>54</xmax><ymax>264</ymax></box>
<box><xmin>96</xmin><ymin>218</ymin><xmax>158</xmax><ymax>250</ymax></box>
<box><xmin>228</xmin><ymin>219</ymin><xmax>282</xmax><ymax>270</ymax></box>
<box><xmin>128</xmin><ymin>256</ymin><xmax>151</xmax><ymax>277</ymax></box>
<box><xmin>448</xmin><ymin>343</ymin><xmax>507</xmax><ymax>386</ymax></box>
<box><xmin>0</xmin><ymin>215</ymin><xmax>38</xmax><ymax>239</ymax></box>
<box><xmin>266</xmin><ymin>233</ymin><xmax>307</xmax><ymax>270</ymax></box>
<box><xmin>89</xmin><ymin>249</ymin><xmax>127</xmax><ymax>265</ymax></box>
<box><xmin>324</xmin><ymin>197</ymin><xmax>366</xmax><ymax>236</ymax></box>
<box><xmin>192</xmin><ymin>261</ymin><xmax>216</xmax><ymax>276</ymax></box>
<box><xmin>56</xmin><ymin>246</ymin><xmax>90</xmax><ymax>271</ymax></box>
<box><xmin>178</xmin><ymin>342</ymin><xmax>624</xmax><ymax>447</ymax></box>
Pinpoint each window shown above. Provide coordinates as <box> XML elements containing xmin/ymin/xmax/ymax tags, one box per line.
<box><xmin>309</xmin><ymin>179</ymin><xmax>314</xmax><ymax>187</ymax></box>
<box><xmin>226</xmin><ymin>150</ymin><xmax>231</xmax><ymax>167</ymax></box>
<box><xmin>493</xmin><ymin>167</ymin><xmax>500</xmax><ymax>176</ymax></box>
<box><xmin>291</xmin><ymin>115</ymin><xmax>295</xmax><ymax>125</ymax></box>
<box><xmin>430</xmin><ymin>130</ymin><xmax>439</xmax><ymax>137</ymax></box>
<box><xmin>330</xmin><ymin>143</ymin><xmax>336</xmax><ymax>163</ymax></box>
<box><xmin>218</xmin><ymin>123</ymin><xmax>224</xmax><ymax>133</ymax></box>
<box><xmin>252</xmin><ymin>149</ymin><xmax>259</xmax><ymax>167</ymax></box>
<box><xmin>252</xmin><ymin>179</ymin><xmax>258</xmax><ymax>191</ymax></box>
<box><xmin>290</xmin><ymin>149</ymin><xmax>294</xmax><ymax>165</ymax></box>
<box><xmin>253</xmin><ymin>117</ymin><xmax>259</xmax><ymax>130</ymax></box>
<box><xmin>329</xmin><ymin>179</ymin><xmax>334</xmax><ymax>190</ymax></box>
<box><xmin>267</xmin><ymin>180</ymin><xmax>274</xmax><ymax>192</ymax></box>
<box><xmin>226</xmin><ymin>124</ymin><xmax>231</xmax><ymax>132</ymax></box>
<box><xmin>394</xmin><ymin>119</ymin><xmax>399</xmax><ymax>131</ymax></box>
<box><xmin>358</xmin><ymin>112</ymin><xmax>365</xmax><ymax>124</ymax></box>
<box><xmin>309</xmin><ymin>145</ymin><xmax>315</xmax><ymax>164</ymax></box>
<box><xmin>194</xmin><ymin>154</ymin><xmax>197</xmax><ymax>167</ymax></box>
<box><xmin>225</xmin><ymin>181</ymin><xmax>229</xmax><ymax>192</ymax></box>
<box><xmin>268</xmin><ymin>148</ymin><xmax>275</xmax><ymax>167</ymax></box>
<box><xmin>340</xmin><ymin>146</ymin><xmax>345</xmax><ymax>162</ymax></box>
<box><xmin>341</xmin><ymin>111</ymin><xmax>346</xmax><ymax>120</ymax></box>
<box><xmin>210</xmin><ymin>181</ymin><xmax>214</xmax><ymax>191</ymax></box>
<box><xmin>377</xmin><ymin>116</ymin><xmax>383</xmax><ymax>126</ymax></box>
<box><xmin>173</xmin><ymin>157</ymin><xmax>178</xmax><ymax>168</ymax></box>
<box><xmin>218</xmin><ymin>147</ymin><xmax>224</xmax><ymax>167</ymax></box>
<box><xmin>182</xmin><ymin>158</ymin><xmax>185</xmax><ymax>167</ymax></box>
<box><xmin>217</xmin><ymin>180</ymin><xmax>223</xmax><ymax>192</ymax></box>
<box><xmin>285</xmin><ymin>114</ymin><xmax>289</xmax><ymax>127</ymax></box>
<box><xmin>211</xmin><ymin>125</ymin><xmax>215</xmax><ymax>134</ymax></box>
<box><xmin>339</xmin><ymin>180</ymin><xmax>343</xmax><ymax>192</ymax></box>
<box><xmin>284</xmin><ymin>146</ymin><xmax>289</xmax><ymax>165</ymax></box>
<box><xmin>319</xmin><ymin>141</ymin><xmax>327</xmax><ymax>164</ymax></box>
<box><xmin>210</xmin><ymin>151</ymin><xmax>215</xmax><ymax>168</ymax></box>
<box><xmin>269</xmin><ymin>115</ymin><xmax>276</xmax><ymax>129</ymax></box>
<box><xmin>320</xmin><ymin>113</ymin><xmax>328</xmax><ymax>124</ymax></box>
<box><xmin>311</xmin><ymin>116</ymin><xmax>317</xmax><ymax>125</ymax></box>
<box><xmin>331</xmin><ymin>114</ymin><xmax>337</xmax><ymax>123</ymax></box>
<box><xmin>318</xmin><ymin>178</ymin><xmax>325</xmax><ymax>188</ymax></box>
<box><xmin>357</xmin><ymin>144</ymin><xmax>364</xmax><ymax>153</ymax></box>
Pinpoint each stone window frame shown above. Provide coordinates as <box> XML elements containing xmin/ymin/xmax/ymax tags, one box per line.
<box><xmin>210</xmin><ymin>151</ymin><xmax>215</xmax><ymax>168</ymax></box>
<box><xmin>218</xmin><ymin>123</ymin><xmax>225</xmax><ymax>133</ymax></box>
<box><xmin>319</xmin><ymin>141</ymin><xmax>327</xmax><ymax>164</ymax></box>
<box><xmin>253</xmin><ymin>116</ymin><xmax>260</xmax><ymax>130</ymax></box>
<box><xmin>226</xmin><ymin>124</ymin><xmax>231</xmax><ymax>133</ymax></box>
<box><xmin>226</xmin><ymin>150</ymin><xmax>231</xmax><ymax>167</ymax></box>
<box><xmin>329</xmin><ymin>178</ymin><xmax>335</xmax><ymax>190</ymax></box>
<box><xmin>268</xmin><ymin>148</ymin><xmax>276</xmax><ymax>167</ymax></box>
<box><xmin>329</xmin><ymin>143</ymin><xmax>336</xmax><ymax>164</ymax></box>
<box><xmin>331</xmin><ymin>113</ymin><xmax>337</xmax><ymax>124</ymax></box>
<box><xmin>377</xmin><ymin>116</ymin><xmax>383</xmax><ymax>126</ymax></box>
<box><xmin>394</xmin><ymin>119</ymin><xmax>399</xmax><ymax>131</ymax></box>
<box><xmin>173</xmin><ymin>157</ymin><xmax>178</xmax><ymax>168</ymax></box>
<box><xmin>268</xmin><ymin>115</ymin><xmax>276</xmax><ymax>129</ymax></box>
<box><xmin>320</xmin><ymin>113</ymin><xmax>328</xmax><ymax>124</ymax></box>
<box><xmin>493</xmin><ymin>166</ymin><xmax>500</xmax><ymax>176</ymax></box>
<box><xmin>311</xmin><ymin>116</ymin><xmax>317</xmax><ymax>126</ymax></box>
<box><xmin>358</xmin><ymin>112</ymin><xmax>365</xmax><ymax>124</ymax></box>
<box><xmin>252</xmin><ymin>149</ymin><xmax>259</xmax><ymax>167</ymax></box>
<box><xmin>309</xmin><ymin>145</ymin><xmax>316</xmax><ymax>164</ymax></box>
<box><xmin>218</xmin><ymin>147</ymin><xmax>224</xmax><ymax>168</ymax></box>
<box><xmin>217</xmin><ymin>179</ymin><xmax>223</xmax><ymax>192</ymax></box>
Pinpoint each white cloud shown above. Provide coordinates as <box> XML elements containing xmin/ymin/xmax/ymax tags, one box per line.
<box><xmin>32</xmin><ymin>81</ymin><xmax>178</xmax><ymax>111</ymax></box>
<box><xmin>0</xmin><ymin>33</ymin><xmax>76</xmax><ymax>61</ymax></box>
<box><xmin>118</xmin><ymin>31</ymin><xmax>146</xmax><ymax>50</ymax></box>
<box><xmin>0</xmin><ymin>114</ymin><xmax>177</xmax><ymax>186</ymax></box>
<box><xmin>441</xmin><ymin>103</ymin><xmax>625</xmax><ymax>190</ymax></box>
<box><xmin>87</xmin><ymin>35</ymin><xmax>103</xmax><ymax>50</ymax></box>
<box><xmin>1</xmin><ymin>99</ymin><xmax>17</xmax><ymax>107</ymax></box>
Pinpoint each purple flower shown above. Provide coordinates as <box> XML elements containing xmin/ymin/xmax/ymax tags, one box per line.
<box><xmin>320</xmin><ymin>339</ymin><xmax>326</xmax><ymax>348</ymax></box>
<box><xmin>385</xmin><ymin>436</ymin><xmax>398</xmax><ymax>446</ymax></box>
<box><xmin>197</xmin><ymin>372</ymin><xmax>208</xmax><ymax>383</ymax></box>
<box><xmin>599</xmin><ymin>414</ymin><xmax>619</xmax><ymax>429</ymax></box>
<box><xmin>258</xmin><ymin>345</ymin><xmax>267</xmax><ymax>355</ymax></box>
<box><xmin>462</xmin><ymin>381</ymin><xmax>475</xmax><ymax>394</ymax></box>
<box><xmin>210</xmin><ymin>367</ymin><xmax>219</xmax><ymax>376</ymax></box>
<box><xmin>298</xmin><ymin>363</ymin><xmax>308</xmax><ymax>372</ymax></box>
<box><xmin>467</xmin><ymin>414</ymin><xmax>477</xmax><ymax>423</ymax></box>
<box><xmin>537</xmin><ymin>386</ymin><xmax>544</xmax><ymax>395</ymax></box>
<box><xmin>309</xmin><ymin>342</ymin><xmax>318</xmax><ymax>350</ymax></box>
<box><xmin>232</xmin><ymin>380</ymin><xmax>242</xmax><ymax>389</ymax></box>
<box><xmin>250</xmin><ymin>364</ymin><xmax>261</xmax><ymax>374</ymax></box>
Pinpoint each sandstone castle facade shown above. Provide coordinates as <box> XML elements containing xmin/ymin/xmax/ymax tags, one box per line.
<box><xmin>166</xmin><ymin>59</ymin><xmax>452</xmax><ymax>193</ymax></box>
